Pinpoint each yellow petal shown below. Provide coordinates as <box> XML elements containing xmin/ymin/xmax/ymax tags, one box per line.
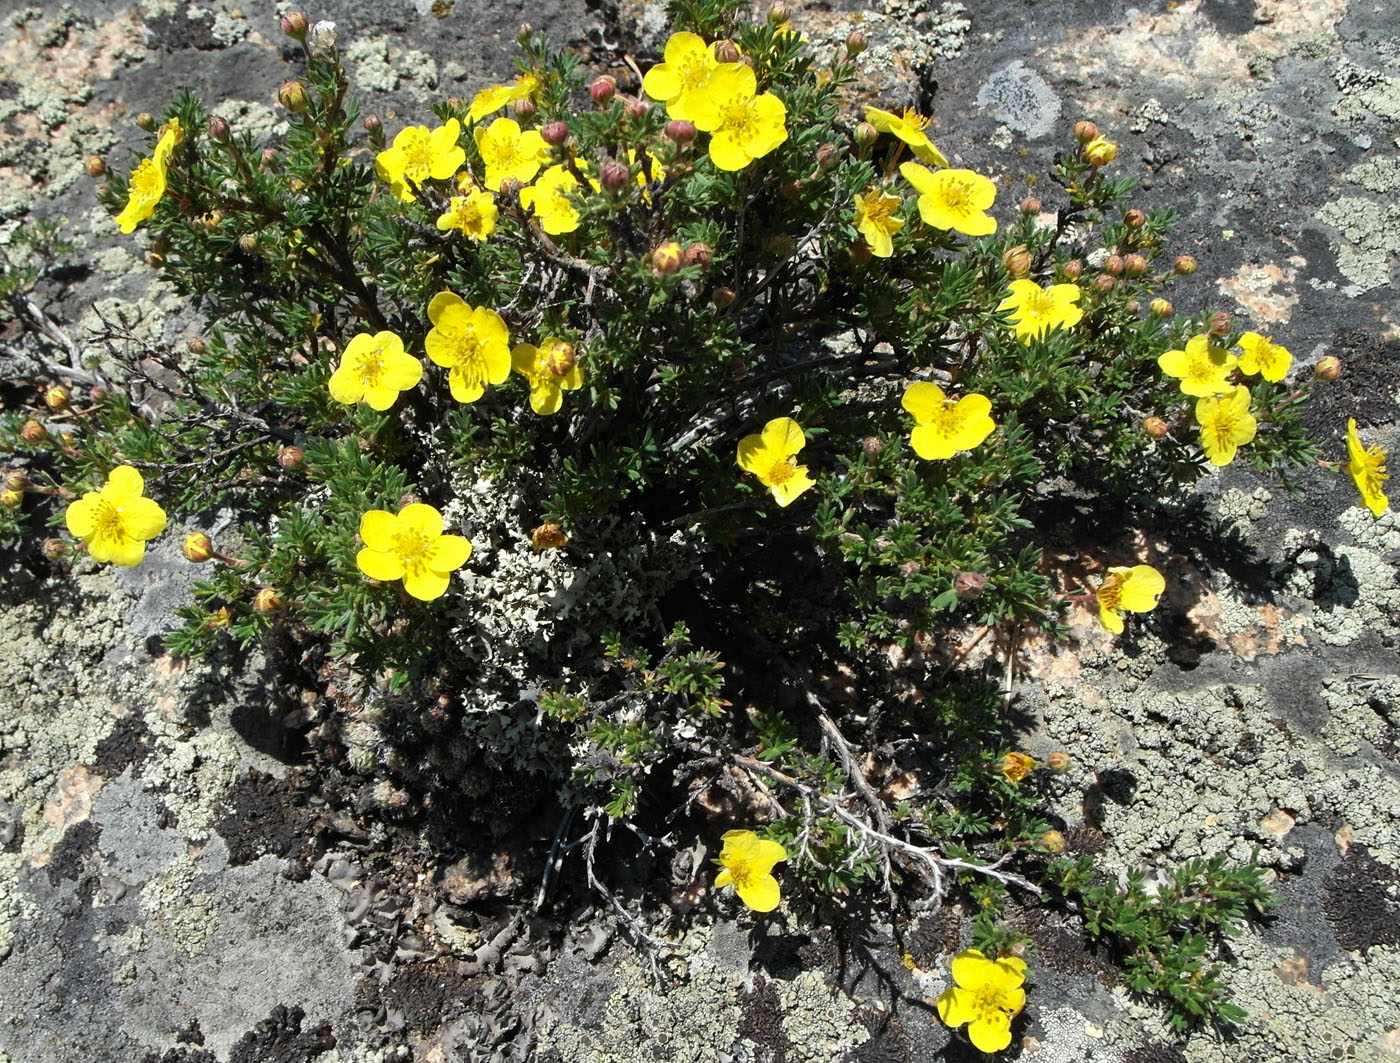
<box><xmin>427</xmin><ymin>534</ymin><xmax>472</xmax><ymax>572</ymax></box>
<box><xmin>936</xmin><ymin>986</ymin><xmax>977</xmax><ymax>1028</ymax></box>
<box><xmin>901</xmin><ymin>381</ymin><xmax>946</xmax><ymax>424</ymax></box>
<box><xmin>328</xmin><ymin>363</ymin><xmax>365</xmax><ymax>404</ymax></box>
<box><xmin>760</xmin><ymin>417</ymin><xmax>805</xmax><ymax>458</ymax></box>
<box><xmin>950</xmin><ymin>949</ymin><xmax>993</xmax><ymax>990</ymax></box>
<box><xmin>449</xmin><ymin>370</ymin><xmax>486</xmax><ymax>404</ymax></box>
<box><xmin>427</xmin><ymin>290</ymin><xmax>464</xmax><ymax>326</ymax></box>
<box><xmin>1098</xmin><ymin>601</ymin><xmax>1125</xmax><ymax>634</ymax></box>
<box><xmin>770</xmin><ymin>466</ymin><xmax>814</xmax><ymax>507</ymax></box>
<box><xmin>397</xmin><ymin>503</ymin><xmax>443</xmax><ymax>538</ymax></box>
<box><xmin>968</xmin><ymin>1011</ymin><xmax>1013</xmax><ymax>1053</ymax></box>
<box><xmin>898</xmin><ymin>161</ymin><xmax>936</xmax><ymax>195</ymax></box>
<box><xmin>1117</xmin><ymin>565</ymin><xmax>1165</xmax><ymax>612</ymax></box>
<box><xmin>402</xmin><ymin>566</ymin><xmax>451</xmax><ymax>601</ymax></box>
<box><xmin>529</xmin><ymin>379</ymin><xmax>563</xmax><ymax>415</ymax></box>
<box><xmin>749</xmin><ymin>838</ymin><xmax>788</xmax><ymax>874</ymax></box>
<box><xmin>735</xmin><ymin>873</ymin><xmax>780</xmax><ymax>912</ymax></box>
<box><xmin>104</xmin><ymin>535</ymin><xmax>148</xmax><ymax>568</ymax></box>
<box><xmin>357</xmin><ymin>546</ymin><xmax>404</xmax><ymax>582</ymax></box>
<box><xmin>118</xmin><ymin>496</ymin><xmax>167</xmax><ymax>540</ymax></box>
<box><xmin>105</xmin><ymin>465</ymin><xmax>146</xmax><ymax>501</ymax></box>
<box><xmin>714</xmin><ymin>868</ymin><xmax>733</xmax><ymax>889</ymax></box>
<box><xmin>737</xmin><ymin>433</ymin><xmax>771</xmax><ymax>474</ymax></box>
<box><xmin>65</xmin><ymin>494</ymin><xmax>100</xmax><ymax>538</ymax></box>
<box><xmin>359</xmin><ymin>509</ymin><xmax>399</xmax><ymax>551</ymax></box>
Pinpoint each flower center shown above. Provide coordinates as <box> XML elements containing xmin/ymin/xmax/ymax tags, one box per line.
<box><xmin>719</xmin><ymin>93</ymin><xmax>759</xmax><ymax>140</ymax></box>
<box><xmin>1097</xmin><ymin>578</ymin><xmax>1123</xmax><ymax>611</ymax></box>
<box><xmin>1021</xmin><ymin>290</ymin><xmax>1054</xmax><ymax>320</ymax></box>
<box><xmin>766</xmin><ymin>457</ymin><xmax>797</xmax><ymax>485</ymax></box>
<box><xmin>393</xmin><ymin>527</ymin><xmax>432</xmax><ymax>565</ymax></box>
<box><xmin>357</xmin><ymin>344</ymin><xmax>386</xmax><ymax>387</ymax></box>
<box><xmin>679</xmin><ymin>54</ymin><xmax>710</xmax><ymax>92</ymax></box>
<box><xmin>900</xmin><ymin>108</ymin><xmax>929</xmax><ymax>133</ymax></box>
<box><xmin>400</xmin><ymin>129</ymin><xmax>435</xmax><ymax>182</ymax></box>
<box><xmin>726</xmin><ymin>861</ymin><xmax>755</xmax><ymax>889</ymax></box>
<box><xmin>1360</xmin><ymin>447</ymin><xmax>1389</xmax><ymax>488</ymax></box>
<box><xmin>973</xmin><ymin>983</ymin><xmax>1012</xmax><ymax>1018</ymax></box>
<box><xmin>130</xmin><ymin>158</ymin><xmax>161</xmax><ymax>200</ymax></box>
<box><xmin>92</xmin><ymin>499</ymin><xmax>125</xmax><ymax>541</ymax></box>
<box><xmin>938</xmin><ymin>177</ymin><xmax>975</xmax><ymax>213</ymax></box>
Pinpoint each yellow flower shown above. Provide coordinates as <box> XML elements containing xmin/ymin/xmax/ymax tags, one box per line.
<box><xmin>511</xmin><ymin>337</ymin><xmax>584</xmax><ymax>415</ymax></box>
<box><xmin>996</xmin><ymin>279</ymin><xmax>1083</xmax><ymax>343</ymax></box>
<box><xmin>853</xmin><ymin>188</ymin><xmax>904</xmax><ymax>258</ymax></box>
<box><xmin>328</xmin><ymin>330</ymin><xmax>423</xmax><ymax>410</ymax></box>
<box><xmin>115</xmin><ymin>119</ymin><xmax>182</xmax><ymax>234</ymax></box>
<box><xmin>1236</xmin><ymin>332</ymin><xmax>1292</xmax><ymax>383</ymax></box>
<box><xmin>686</xmin><ymin>63</ymin><xmax>788</xmax><ymax>172</ymax></box>
<box><xmin>1095</xmin><ymin>564</ymin><xmax>1165</xmax><ymax>634</ymax></box>
<box><xmin>356</xmin><ymin>503</ymin><xmax>472</xmax><ymax>602</ymax></box>
<box><xmin>864</xmin><ymin>105</ymin><xmax>948</xmax><ymax>167</ymax></box>
<box><xmin>474</xmin><ymin>117</ymin><xmax>550</xmax><ymax>192</ymax></box>
<box><xmin>1346</xmin><ymin>418</ymin><xmax>1389</xmax><ymax>517</ymax></box>
<box><xmin>375</xmin><ymin>119</ymin><xmax>466</xmax><ymax>202</ymax></box>
<box><xmin>935</xmin><ymin>949</ymin><xmax>1028</xmax><ymax>1053</ymax></box>
<box><xmin>1157</xmin><ymin>334</ymin><xmax>1238</xmax><ymax>397</ymax></box>
<box><xmin>424</xmin><ymin>291</ymin><xmax>512</xmax><ymax>404</ymax></box>
<box><xmin>901</xmin><ymin>382</ymin><xmax>996</xmax><ymax>460</ymax></box>
<box><xmin>641</xmin><ymin>31</ymin><xmax>725</xmax><ymax>121</ymax></box>
<box><xmin>1084</xmin><ymin>136</ymin><xmax>1118</xmax><ymax>166</ymax></box>
<box><xmin>1195</xmin><ymin>385</ymin><xmax>1257</xmax><ymax>466</ymax></box>
<box><xmin>520</xmin><ymin>163</ymin><xmax>589</xmax><ymax>235</ymax></box>
<box><xmin>998</xmin><ymin>752</ymin><xmax>1036</xmax><ymax>783</ymax></box>
<box><xmin>64</xmin><ymin>465</ymin><xmax>168</xmax><ymax>567</ymax></box>
<box><xmin>736</xmin><ymin>416</ymin><xmax>815</xmax><ymax>507</ymax></box>
<box><xmin>898</xmin><ymin>163</ymin><xmax>996</xmax><ymax>237</ymax></box>
<box><xmin>627</xmin><ymin>147</ymin><xmax>666</xmax><ymax>200</ymax></box>
<box><xmin>467</xmin><ymin>74</ymin><xmax>539</xmax><ymax>124</ymax></box>
<box><xmin>714</xmin><ymin>829</ymin><xmax>787</xmax><ymax>912</ymax></box>
<box><xmin>435</xmin><ymin>187</ymin><xmax>499</xmax><ymax>242</ymax></box>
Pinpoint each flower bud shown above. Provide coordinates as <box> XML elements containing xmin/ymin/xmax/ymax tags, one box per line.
<box><xmin>1123</xmin><ymin>208</ymin><xmax>1146</xmax><ymax>229</ymax></box>
<box><xmin>21</xmin><ymin>420</ymin><xmax>46</xmax><ymax>444</ymax></box>
<box><xmin>278</xmin><ymin>81</ymin><xmax>310</xmax><ymax>113</ymax></box>
<box><xmin>626</xmin><ymin>98</ymin><xmax>650</xmax><ymax>120</ymax></box>
<box><xmin>711</xmin><ymin>287</ymin><xmax>736</xmax><ymax>309</ymax></box>
<box><xmin>281</xmin><ymin>11</ymin><xmax>309</xmax><ymax>39</ymax></box>
<box><xmin>207</xmin><ymin>115</ymin><xmax>231</xmax><ymax>141</ymax></box>
<box><xmin>238</xmin><ymin>232</ymin><xmax>258</xmax><ymax>253</ymax></box>
<box><xmin>541</xmin><ymin>121</ymin><xmax>570</xmax><ymax>146</ymax></box>
<box><xmin>1173</xmin><ymin>254</ymin><xmax>1198</xmax><ymax>275</ymax></box>
<box><xmin>815</xmin><ymin>142</ymin><xmax>840</xmax><ymax>172</ymax></box>
<box><xmin>998</xmin><ymin>751</ymin><xmax>1036</xmax><ymax>783</ymax></box>
<box><xmin>89</xmin><ymin>386</ymin><xmax>108</xmax><ymax>403</ymax></box>
<box><xmin>1018</xmin><ymin>195</ymin><xmax>1041</xmax><ymax>215</ymax></box>
<box><xmin>205</xmin><ymin>606</ymin><xmax>232</xmax><ymax>630</ymax></box>
<box><xmin>182</xmin><ymin>531</ymin><xmax>215</xmax><ymax>563</ymax></box>
<box><xmin>135</xmin><ymin>112</ymin><xmax>157</xmax><ymax>132</ymax></box>
<box><xmin>500</xmin><ymin>176</ymin><xmax>524</xmax><ymax>198</ymax></box>
<box><xmin>85</xmin><ymin>155</ymin><xmax>106</xmax><ymax>178</ymax></box>
<box><xmin>1084</xmin><ymin>136</ymin><xmax>1118</xmax><ymax>166</ymax></box>
<box><xmin>684</xmin><ymin>242</ymin><xmax>713</xmax><ymax>269</ymax></box>
<box><xmin>308</xmin><ymin>20</ymin><xmax>337</xmax><ymax>54</ymax></box>
<box><xmin>589</xmin><ymin>76</ymin><xmax>616</xmax><ymax>107</ymax></box>
<box><xmin>1103</xmin><ymin>254</ymin><xmax>1124</xmax><ymax>275</ymax></box>
<box><xmin>1002</xmin><ymin>246</ymin><xmax>1031</xmax><ymax>277</ymax></box>
<box><xmin>1037</xmin><ymin>829</ymin><xmax>1067</xmax><ymax>854</ymax></box>
<box><xmin>530</xmin><ymin>521</ymin><xmax>569</xmax><ymax>550</ymax></box>
<box><xmin>41</xmin><ymin>538</ymin><xmax>68</xmax><ymax>561</ymax></box>
<box><xmin>201</xmin><ymin>210</ymin><xmax>222</xmax><ymax>230</ymax></box>
<box><xmin>1314</xmin><ymin>355</ymin><xmax>1342</xmax><ymax>382</ymax></box>
<box><xmin>362</xmin><ymin>113</ymin><xmax>383</xmax><ymax>139</ymax></box>
<box><xmin>186</xmin><ymin>337</ymin><xmax>207</xmax><ymax>355</ymax></box>
<box><xmin>45</xmin><ymin>385</ymin><xmax>71</xmax><ymax>411</ymax></box>
<box><xmin>260</xmin><ymin>146</ymin><xmax>279</xmax><ymax>168</ymax></box>
<box><xmin>277</xmin><ymin>445</ymin><xmax>305</xmax><ymax>470</ymax></box>
<box><xmin>768</xmin><ymin>1</ymin><xmax>791</xmax><ymax>22</ymax></box>
<box><xmin>0</xmin><ymin>488</ymin><xmax>22</xmax><ymax>509</ymax></box>
<box><xmin>861</xmin><ymin>435</ymin><xmax>884</xmax><ymax>457</ymax></box>
<box><xmin>1060</xmin><ymin>258</ymin><xmax>1083</xmax><ymax>280</ymax></box>
<box><xmin>253</xmin><ymin>587</ymin><xmax>284</xmax><ymax>613</ymax></box>
<box><xmin>1208</xmin><ymin>311</ymin><xmax>1232</xmax><ymax>336</ymax></box>
<box><xmin>651</xmin><ymin>241</ymin><xmax>684</xmax><ymax>274</ymax></box>
<box><xmin>1123</xmin><ymin>253</ymin><xmax>1148</xmax><ymax>277</ymax></box>
<box><xmin>854</xmin><ymin>121</ymin><xmax>878</xmax><ymax>149</ymax></box>
<box><xmin>954</xmin><ymin>570</ymin><xmax>988</xmax><ymax>599</ymax></box>
<box><xmin>398</xmin><ymin>492</ymin><xmax>422</xmax><ymax>510</ymax></box>
<box><xmin>1073</xmin><ymin>120</ymin><xmax>1098</xmax><ymax>143</ymax></box>
<box><xmin>713</xmin><ymin>40</ymin><xmax>741</xmax><ymax>63</ymax></box>
<box><xmin>1046</xmin><ymin>751</ymin><xmax>1071</xmax><ymax>772</ymax></box>
<box><xmin>503</xmin><ymin>97</ymin><xmax>534</xmax><ymax>123</ymax></box>
<box><xmin>4</xmin><ymin>470</ymin><xmax>30</xmax><ymax>492</ymax></box>
<box><xmin>664</xmin><ymin>119</ymin><xmax>696</xmax><ymax>145</ymax></box>
<box><xmin>1141</xmin><ymin>416</ymin><xmax>1169</xmax><ymax>438</ymax></box>
<box><xmin>764</xmin><ymin>234</ymin><xmax>795</xmax><ymax>257</ymax></box>
<box><xmin>845</xmin><ymin>30</ymin><xmax>868</xmax><ymax>57</ymax></box>
<box><xmin>1148</xmin><ymin>297</ymin><xmax>1173</xmax><ymax>316</ymax></box>
<box><xmin>544</xmin><ymin>340</ymin><xmax>576</xmax><ymax>376</ymax></box>
<box><xmin>1093</xmin><ymin>274</ymin><xmax>1117</xmax><ymax>293</ymax></box>
<box><xmin>599</xmin><ymin>160</ymin><xmax>630</xmax><ymax>194</ymax></box>
<box><xmin>516</xmin><ymin>22</ymin><xmax>534</xmax><ymax>44</ymax></box>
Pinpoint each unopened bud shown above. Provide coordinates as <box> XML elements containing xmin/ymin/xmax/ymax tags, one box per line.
<box><xmin>398</xmin><ymin>492</ymin><xmax>422</xmax><ymax>511</ymax></box>
<box><xmin>850</xmin><ymin>240</ymin><xmax>873</xmax><ymax>264</ymax></box>
<box><xmin>652</xmin><ymin>241</ymin><xmax>684</xmax><ymax>274</ymax></box>
<box><xmin>1093</xmin><ymin>274</ymin><xmax>1116</xmax><ymax>293</ymax></box>
<box><xmin>1123</xmin><ymin>253</ymin><xmax>1148</xmax><ymax>277</ymax></box>
<box><xmin>21</xmin><ymin>420</ymin><xmax>46</xmax><ymax>444</ymax></box>
<box><xmin>516</xmin><ymin>22</ymin><xmax>534</xmax><ymax>44</ymax></box>
<box><xmin>280</xmin><ymin>11</ymin><xmax>309</xmax><ymax>39</ymax></box>
<box><xmin>543</xmin><ymin>340</ymin><xmax>576</xmax><ymax>376</ymax></box>
<box><xmin>1073</xmin><ymin>120</ymin><xmax>1098</xmax><ymax>143</ymax></box>
<box><xmin>253</xmin><ymin>587</ymin><xmax>284</xmax><ymax>613</ymax></box>
<box><xmin>1018</xmin><ymin>195</ymin><xmax>1041</xmax><ymax>214</ymax></box>
<box><xmin>541</xmin><ymin>121</ymin><xmax>569</xmax><ymax>146</ymax></box>
<box><xmin>85</xmin><ymin>155</ymin><xmax>106</xmax><ymax>178</ymax></box>
<box><xmin>362</xmin><ymin>113</ymin><xmax>383</xmax><ymax>138</ymax></box>
<box><xmin>511</xmin><ymin>98</ymin><xmax>537</xmax><ymax>122</ymax></box>
<box><xmin>626</xmin><ymin>98</ymin><xmax>649</xmax><ymax>120</ymax></box>
<box><xmin>207</xmin><ymin>115</ymin><xmax>231</xmax><ymax>141</ymax></box>
<box><xmin>308</xmin><ymin>20</ymin><xmax>337</xmax><ymax>54</ymax></box>
<box><xmin>861</xmin><ymin>435</ymin><xmax>884</xmax><ymax>457</ymax></box>
<box><xmin>1060</xmin><ymin>259</ymin><xmax>1083</xmax><ymax>280</ymax></box>
<box><xmin>779</xmin><ymin>180</ymin><xmax>801</xmax><ymax>200</ymax></box>
<box><xmin>205</xmin><ymin>606</ymin><xmax>232</xmax><ymax>630</ymax></box>
<box><xmin>684</xmin><ymin>242</ymin><xmax>713</xmax><ymax>269</ymax></box>
<box><xmin>589</xmin><ymin>76</ymin><xmax>616</xmax><ymax>107</ymax></box>
<box><xmin>530</xmin><ymin>521</ymin><xmax>568</xmax><ymax>550</ymax></box>
<box><xmin>1148</xmin><ymin>297</ymin><xmax>1173</xmax><ymax>316</ymax></box>
<box><xmin>711</xmin><ymin>287</ymin><xmax>736</xmax><ymax>309</ymax></box>
<box><xmin>186</xmin><ymin>337</ymin><xmax>208</xmax><ymax>355</ymax></box>
<box><xmin>277</xmin><ymin>445</ymin><xmax>305</xmax><ymax>470</ymax></box>
<box><xmin>1208</xmin><ymin>311</ymin><xmax>1232</xmax><ymax>336</ymax></box>
<box><xmin>45</xmin><ymin>385</ymin><xmax>71</xmax><ymax>411</ymax></box>
<box><xmin>182</xmin><ymin>532</ymin><xmax>215</xmax><ymax>563</ymax></box>
<box><xmin>845</xmin><ymin>30</ymin><xmax>868</xmax><ymax>57</ymax></box>
<box><xmin>1084</xmin><ymin>136</ymin><xmax>1118</xmax><ymax>166</ymax></box>
<box><xmin>1173</xmin><ymin>254</ymin><xmax>1198</xmax><ymax>275</ymax></box>
<box><xmin>238</xmin><ymin>232</ymin><xmax>258</xmax><ymax>253</ymax></box>
<box><xmin>599</xmin><ymin>160</ymin><xmax>630</xmax><ymax>194</ymax></box>
<box><xmin>1046</xmin><ymin>751</ymin><xmax>1071</xmax><ymax>772</ymax></box>
<box><xmin>768</xmin><ymin>1</ymin><xmax>791</xmax><ymax>22</ymax></box>
<box><xmin>88</xmin><ymin>386</ymin><xmax>108</xmax><ymax>403</ymax></box>
<box><xmin>954</xmin><ymin>570</ymin><xmax>988</xmax><ymax>599</ymax></box>
<box><xmin>764</xmin><ymin>234</ymin><xmax>795</xmax><ymax>257</ymax></box>
<box><xmin>3</xmin><ymin>470</ymin><xmax>27</xmax><ymax>491</ymax></box>
<box><xmin>815</xmin><ymin>142</ymin><xmax>840</xmax><ymax>172</ymax></box>
<box><xmin>135</xmin><ymin>112</ymin><xmax>157</xmax><ymax>132</ymax></box>
<box><xmin>500</xmin><ymin>176</ymin><xmax>524</xmax><ymax>198</ymax></box>
<box><xmin>1124</xmin><ymin>208</ymin><xmax>1146</xmax><ymax>229</ymax></box>
<box><xmin>1314</xmin><ymin>355</ymin><xmax>1342</xmax><ymax>382</ymax></box>
<box><xmin>713</xmin><ymin>40</ymin><xmax>741</xmax><ymax>63</ymax></box>
<box><xmin>201</xmin><ymin>210</ymin><xmax>222</xmax><ymax>230</ymax></box>
<box><xmin>1037</xmin><ymin>829</ymin><xmax>1067</xmax><ymax>854</ymax></box>
<box><xmin>664</xmin><ymin>120</ymin><xmax>696</xmax><ymax>144</ymax></box>
<box><xmin>1002</xmin><ymin>246</ymin><xmax>1031</xmax><ymax>277</ymax></box>
<box><xmin>278</xmin><ymin>81</ymin><xmax>309</xmax><ymax>114</ymax></box>
<box><xmin>42</xmin><ymin>538</ymin><xmax>68</xmax><ymax>561</ymax></box>
<box><xmin>1142</xmin><ymin>416</ymin><xmax>1169</xmax><ymax>438</ymax></box>
<box><xmin>1103</xmin><ymin>254</ymin><xmax>1124</xmax><ymax>276</ymax></box>
<box><xmin>854</xmin><ymin>121</ymin><xmax>878</xmax><ymax>149</ymax></box>
<box><xmin>260</xmin><ymin>146</ymin><xmax>279</xmax><ymax>168</ymax></box>
<box><xmin>0</xmin><ymin>488</ymin><xmax>22</xmax><ymax>509</ymax></box>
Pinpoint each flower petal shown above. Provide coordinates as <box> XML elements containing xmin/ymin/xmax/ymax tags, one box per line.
<box><xmin>427</xmin><ymin>290</ymin><xmax>464</xmax><ymax>326</ymax></box>
<box><xmin>105</xmin><ymin>465</ymin><xmax>146</xmax><ymax>501</ymax></box>
<box><xmin>950</xmin><ymin>949</ymin><xmax>994</xmax><ymax>990</ymax></box>
<box><xmin>736</xmin><ymin>874</ymin><xmax>780</xmax><ymax>912</ymax></box>
<box><xmin>328</xmin><ymin>363</ymin><xmax>365</xmax><ymax>404</ymax></box>
<box><xmin>359</xmin><ymin>509</ymin><xmax>399</xmax><ymax>551</ymax></box>
<box><xmin>357</xmin><ymin>546</ymin><xmax>404</xmax><ymax>582</ymax></box>
<box><xmin>760</xmin><ymin>417</ymin><xmax>805</xmax><ymax>459</ymax></box>
<box><xmin>968</xmin><ymin>1011</ymin><xmax>1013</xmax><ymax>1054</ymax></box>
<box><xmin>901</xmin><ymin>381</ymin><xmax>946</xmax><ymax>424</ymax></box>
<box><xmin>428</xmin><ymin>534</ymin><xmax>472</xmax><ymax>573</ymax></box>
<box><xmin>118</xmin><ymin>496</ymin><xmax>167</xmax><ymax>540</ymax></box>
<box><xmin>397</xmin><ymin>503</ymin><xmax>443</xmax><ymax>538</ymax></box>
<box><xmin>403</xmin><ymin>566</ymin><xmax>451</xmax><ymax>601</ymax></box>
<box><xmin>936</xmin><ymin>986</ymin><xmax>977</xmax><ymax>1029</ymax></box>
<box><xmin>65</xmin><ymin>495</ymin><xmax>100</xmax><ymax>538</ymax></box>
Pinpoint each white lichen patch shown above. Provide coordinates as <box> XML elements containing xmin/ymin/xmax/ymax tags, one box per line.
<box><xmin>1313</xmin><ymin>195</ymin><xmax>1400</xmax><ymax>292</ymax></box>
<box><xmin>776</xmin><ymin>969</ymin><xmax>869</xmax><ymax>1059</ymax></box>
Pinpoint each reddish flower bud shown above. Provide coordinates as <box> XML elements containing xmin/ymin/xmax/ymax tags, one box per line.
<box><xmin>207</xmin><ymin>115</ymin><xmax>231</xmax><ymax>141</ymax></box>
<box><xmin>768</xmin><ymin>1</ymin><xmax>791</xmax><ymax>23</ymax></box>
<box><xmin>135</xmin><ymin>112</ymin><xmax>157</xmax><ymax>132</ymax></box>
<box><xmin>201</xmin><ymin>210</ymin><xmax>222</xmax><ymax>230</ymax></box>
<box><xmin>88</xmin><ymin>386</ymin><xmax>108</xmax><ymax>403</ymax></box>
<box><xmin>1046</xmin><ymin>751</ymin><xmax>1071</xmax><ymax>772</ymax></box>
<box><xmin>1018</xmin><ymin>195</ymin><xmax>1041</xmax><ymax>214</ymax></box>
<box><xmin>652</xmin><ymin>241</ymin><xmax>684</xmax><ymax>274</ymax></box>
<box><xmin>253</xmin><ymin>587</ymin><xmax>284</xmax><ymax>613</ymax></box>
<box><xmin>281</xmin><ymin>11</ymin><xmax>309</xmax><ymax>39</ymax></box>
<box><xmin>954</xmin><ymin>570</ymin><xmax>988</xmax><ymax>599</ymax></box>
<box><xmin>512</xmin><ymin>97</ymin><xmax>537</xmax><ymax>122</ymax></box>
<box><xmin>541</xmin><ymin>121</ymin><xmax>570</xmax><ymax>146</ymax></box>
<box><xmin>85</xmin><ymin>155</ymin><xmax>106</xmax><ymax>178</ymax></box>
<box><xmin>44</xmin><ymin>385</ymin><xmax>70</xmax><ymax>411</ymax></box>
<box><xmin>182</xmin><ymin>532</ymin><xmax>215</xmax><ymax>563</ymax></box>
<box><xmin>20</xmin><ymin>420</ymin><xmax>46</xmax><ymax>444</ymax></box>
<box><xmin>845</xmin><ymin>30</ymin><xmax>868</xmax><ymax>57</ymax></box>
<box><xmin>861</xmin><ymin>435</ymin><xmax>884</xmax><ymax>457</ymax></box>
<box><xmin>260</xmin><ymin>146</ymin><xmax>279</xmax><ymax>168</ymax></box>
<box><xmin>544</xmin><ymin>340</ymin><xmax>576</xmax><ymax>376</ymax></box>
<box><xmin>398</xmin><ymin>492</ymin><xmax>422</xmax><ymax>511</ymax></box>
<box><xmin>500</xmin><ymin>176</ymin><xmax>524</xmax><ymax>198</ymax></box>
<box><xmin>3</xmin><ymin>470</ymin><xmax>28</xmax><ymax>492</ymax></box>
<box><xmin>41</xmin><ymin>538</ymin><xmax>69</xmax><ymax>561</ymax></box>
<box><xmin>1093</xmin><ymin>274</ymin><xmax>1117</xmax><ymax>293</ymax></box>
<box><xmin>1174</xmin><ymin>254</ymin><xmax>1198</xmax><ymax>275</ymax></box>
<box><xmin>516</xmin><ymin>22</ymin><xmax>534</xmax><ymax>44</ymax></box>
<box><xmin>1002</xmin><ymin>246</ymin><xmax>1032</xmax><ymax>277</ymax></box>
<box><xmin>684</xmin><ymin>242</ymin><xmax>713</xmax><ymax>269</ymax></box>
<box><xmin>1103</xmin><ymin>254</ymin><xmax>1124</xmax><ymax>275</ymax></box>
<box><xmin>1208</xmin><ymin>311</ymin><xmax>1232</xmax><ymax>336</ymax></box>
<box><xmin>713</xmin><ymin>40</ymin><xmax>741</xmax><ymax>63</ymax></box>
<box><xmin>1142</xmin><ymin>416</ymin><xmax>1169</xmax><ymax>438</ymax></box>
<box><xmin>1123</xmin><ymin>253</ymin><xmax>1148</xmax><ymax>277</ymax></box>
<box><xmin>1148</xmin><ymin>297</ymin><xmax>1173</xmax><ymax>316</ymax></box>
<box><xmin>1314</xmin><ymin>355</ymin><xmax>1342</xmax><ymax>381</ymax></box>
<box><xmin>665</xmin><ymin>120</ymin><xmax>696</xmax><ymax>144</ymax></box>
<box><xmin>815</xmin><ymin>142</ymin><xmax>840</xmax><ymax>171</ymax></box>
<box><xmin>999</xmin><ymin>751</ymin><xmax>1036</xmax><ymax>783</ymax></box>
<box><xmin>186</xmin><ymin>337</ymin><xmax>208</xmax><ymax>355</ymax></box>
<box><xmin>1060</xmin><ymin>258</ymin><xmax>1083</xmax><ymax>280</ymax></box>
<box><xmin>277</xmin><ymin>445</ymin><xmax>305</xmax><ymax>470</ymax></box>
<box><xmin>599</xmin><ymin>160</ymin><xmax>630</xmax><ymax>194</ymax></box>
<box><xmin>626</xmin><ymin>98</ymin><xmax>649</xmax><ymax>120</ymax></box>
<box><xmin>530</xmin><ymin>521</ymin><xmax>569</xmax><ymax>550</ymax></box>
<box><xmin>278</xmin><ymin>81</ymin><xmax>310</xmax><ymax>114</ymax></box>
<box><xmin>362</xmin><ymin>114</ymin><xmax>383</xmax><ymax>138</ymax></box>
<box><xmin>589</xmin><ymin>76</ymin><xmax>616</xmax><ymax>106</ymax></box>
<box><xmin>1123</xmin><ymin>208</ymin><xmax>1146</xmax><ymax>229</ymax></box>
<box><xmin>1073</xmin><ymin>120</ymin><xmax>1098</xmax><ymax>143</ymax></box>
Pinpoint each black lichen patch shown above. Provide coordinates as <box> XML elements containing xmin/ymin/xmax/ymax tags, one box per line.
<box><xmin>1019</xmin><ymin>906</ymin><xmax>1118</xmax><ymax>989</ymax></box>
<box><xmin>899</xmin><ymin>905</ymin><xmax>962</xmax><ymax>970</ymax></box>
<box><xmin>852</xmin><ymin>1005</ymin><xmax>912</xmax><ymax>1063</ymax></box>
<box><xmin>1322</xmin><ymin>845</ymin><xmax>1400</xmax><ymax>953</ymax></box>
<box><xmin>737</xmin><ymin>975</ymin><xmax>792</xmax><ymax>1062</ymax></box>
<box><xmin>378</xmin><ymin>958</ymin><xmax>483</xmax><ymax>1035</ymax></box>
<box><xmin>1123</xmin><ymin>1045</ymin><xmax>1189</xmax><ymax>1063</ymax></box>
<box><xmin>214</xmin><ymin>769</ymin><xmax>317</xmax><ymax>868</ymax></box>
<box><xmin>143</xmin><ymin>12</ymin><xmax>220</xmax><ymax>52</ymax></box>
<box><xmin>92</xmin><ymin>713</ymin><xmax>154</xmax><ymax>779</ymax></box>
<box><xmin>1195</xmin><ymin>0</ymin><xmax>1256</xmax><ymax>35</ymax></box>
<box><xmin>142</xmin><ymin>1050</ymin><xmax>217</xmax><ymax>1063</ymax></box>
<box><xmin>227</xmin><ymin>1005</ymin><xmax>336</xmax><ymax>1063</ymax></box>
<box><xmin>45</xmin><ymin>819</ymin><xmax>100</xmax><ymax>885</ymax></box>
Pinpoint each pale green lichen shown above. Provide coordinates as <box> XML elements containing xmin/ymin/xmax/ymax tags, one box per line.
<box><xmin>1313</xmin><ymin>197</ymin><xmax>1400</xmax><ymax>292</ymax></box>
